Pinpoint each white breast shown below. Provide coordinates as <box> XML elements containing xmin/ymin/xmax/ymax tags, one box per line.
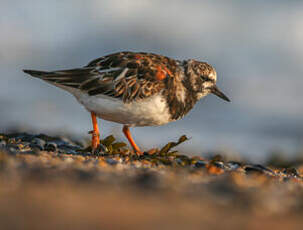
<box><xmin>69</xmin><ymin>88</ymin><xmax>172</xmax><ymax>127</ymax></box>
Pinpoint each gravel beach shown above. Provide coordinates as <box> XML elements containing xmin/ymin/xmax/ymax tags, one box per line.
<box><xmin>0</xmin><ymin>132</ymin><xmax>303</xmax><ymax>230</ymax></box>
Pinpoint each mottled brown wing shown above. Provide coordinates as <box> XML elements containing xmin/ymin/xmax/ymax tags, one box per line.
<box><xmin>24</xmin><ymin>51</ymin><xmax>179</xmax><ymax>103</ymax></box>
<box><xmin>85</xmin><ymin>51</ymin><xmax>179</xmax><ymax>102</ymax></box>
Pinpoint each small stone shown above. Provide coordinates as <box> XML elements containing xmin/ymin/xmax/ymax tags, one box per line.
<box><xmin>0</xmin><ymin>140</ymin><xmax>6</xmax><ymax>148</ymax></box>
<box><xmin>30</xmin><ymin>138</ymin><xmax>46</xmax><ymax>150</ymax></box>
<box><xmin>58</xmin><ymin>145</ymin><xmax>78</xmax><ymax>154</ymax></box>
<box><xmin>195</xmin><ymin>160</ymin><xmax>207</xmax><ymax>168</ymax></box>
<box><xmin>207</xmin><ymin>164</ymin><xmax>225</xmax><ymax>175</ymax></box>
<box><xmin>283</xmin><ymin>168</ymin><xmax>300</xmax><ymax>177</ymax></box>
<box><xmin>7</xmin><ymin>145</ymin><xmax>18</xmax><ymax>153</ymax></box>
<box><xmin>244</xmin><ymin>164</ymin><xmax>274</xmax><ymax>175</ymax></box>
<box><xmin>45</xmin><ymin>142</ymin><xmax>58</xmax><ymax>152</ymax></box>
<box><xmin>31</xmin><ymin>146</ymin><xmax>43</xmax><ymax>154</ymax></box>
<box><xmin>106</xmin><ymin>158</ymin><xmax>118</xmax><ymax>165</ymax></box>
<box><xmin>213</xmin><ymin>161</ymin><xmax>225</xmax><ymax>169</ymax></box>
<box><xmin>226</xmin><ymin>161</ymin><xmax>241</xmax><ymax>170</ymax></box>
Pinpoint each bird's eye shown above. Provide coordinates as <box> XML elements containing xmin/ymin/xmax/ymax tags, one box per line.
<box><xmin>200</xmin><ymin>75</ymin><xmax>208</xmax><ymax>81</ymax></box>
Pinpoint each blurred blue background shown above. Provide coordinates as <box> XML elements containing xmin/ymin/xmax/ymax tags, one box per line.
<box><xmin>1</xmin><ymin>0</ymin><xmax>303</xmax><ymax>160</ymax></box>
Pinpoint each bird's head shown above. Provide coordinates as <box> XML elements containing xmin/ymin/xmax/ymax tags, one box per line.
<box><xmin>185</xmin><ymin>60</ymin><xmax>230</xmax><ymax>102</ymax></box>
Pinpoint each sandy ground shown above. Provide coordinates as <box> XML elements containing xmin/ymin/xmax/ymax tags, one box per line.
<box><xmin>0</xmin><ymin>132</ymin><xmax>303</xmax><ymax>230</ymax></box>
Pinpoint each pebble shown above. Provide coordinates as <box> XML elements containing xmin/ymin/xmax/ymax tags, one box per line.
<box><xmin>58</xmin><ymin>145</ymin><xmax>78</xmax><ymax>155</ymax></box>
<box><xmin>195</xmin><ymin>160</ymin><xmax>207</xmax><ymax>168</ymax></box>
<box><xmin>213</xmin><ymin>161</ymin><xmax>225</xmax><ymax>169</ymax></box>
<box><xmin>106</xmin><ymin>158</ymin><xmax>118</xmax><ymax>165</ymax></box>
<box><xmin>0</xmin><ymin>140</ymin><xmax>6</xmax><ymax>148</ymax></box>
<box><xmin>8</xmin><ymin>146</ymin><xmax>18</xmax><ymax>153</ymax></box>
<box><xmin>226</xmin><ymin>161</ymin><xmax>242</xmax><ymax>170</ymax></box>
<box><xmin>283</xmin><ymin>168</ymin><xmax>300</xmax><ymax>178</ymax></box>
<box><xmin>44</xmin><ymin>142</ymin><xmax>58</xmax><ymax>152</ymax></box>
<box><xmin>30</xmin><ymin>138</ymin><xmax>46</xmax><ymax>150</ymax></box>
<box><xmin>244</xmin><ymin>164</ymin><xmax>274</xmax><ymax>176</ymax></box>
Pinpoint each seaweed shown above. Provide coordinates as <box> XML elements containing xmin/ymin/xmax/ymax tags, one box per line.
<box><xmin>159</xmin><ymin>135</ymin><xmax>189</xmax><ymax>156</ymax></box>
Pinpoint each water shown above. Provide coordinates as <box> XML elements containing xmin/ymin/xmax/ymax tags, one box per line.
<box><xmin>1</xmin><ymin>0</ymin><xmax>303</xmax><ymax>160</ymax></box>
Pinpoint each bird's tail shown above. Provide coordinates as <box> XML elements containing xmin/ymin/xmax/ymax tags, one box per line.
<box><xmin>23</xmin><ymin>67</ymin><xmax>98</xmax><ymax>90</ymax></box>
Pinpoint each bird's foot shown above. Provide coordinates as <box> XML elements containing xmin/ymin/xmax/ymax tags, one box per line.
<box><xmin>88</xmin><ymin>130</ymin><xmax>101</xmax><ymax>155</ymax></box>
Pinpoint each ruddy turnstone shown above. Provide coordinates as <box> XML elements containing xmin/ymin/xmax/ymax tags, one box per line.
<box><xmin>23</xmin><ymin>51</ymin><xmax>230</xmax><ymax>154</ymax></box>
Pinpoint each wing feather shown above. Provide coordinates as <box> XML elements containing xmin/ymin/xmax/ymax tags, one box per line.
<box><xmin>24</xmin><ymin>51</ymin><xmax>180</xmax><ymax>103</ymax></box>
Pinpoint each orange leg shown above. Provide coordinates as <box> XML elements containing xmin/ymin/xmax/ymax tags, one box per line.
<box><xmin>89</xmin><ymin>112</ymin><xmax>100</xmax><ymax>151</ymax></box>
<box><xmin>122</xmin><ymin>125</ymin><xmax>142</xmax><ymax>155</ymax></box>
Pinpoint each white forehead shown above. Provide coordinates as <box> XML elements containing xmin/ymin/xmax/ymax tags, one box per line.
<box><xmin>209</xmin><ymin>69</ymin><xmax>217</xmax><ymax>81</ymax></box>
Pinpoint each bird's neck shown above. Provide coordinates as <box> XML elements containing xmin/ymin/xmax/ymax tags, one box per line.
<box><xmin>163</xmin><ymin>66</ymin><xmax>200</xmax><ymax>120</ymax></box>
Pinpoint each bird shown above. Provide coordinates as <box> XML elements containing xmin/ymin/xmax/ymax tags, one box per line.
<box><xmin>23</xmin><ymin>51</ymin><xmax>230</xmax><ymax>155</ymax></box>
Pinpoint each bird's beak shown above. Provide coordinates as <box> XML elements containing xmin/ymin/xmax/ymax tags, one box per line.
<box><xmin>211</xmin><ymin>85</ymin><xmax>230</xmax><ymax>102</ymax></box>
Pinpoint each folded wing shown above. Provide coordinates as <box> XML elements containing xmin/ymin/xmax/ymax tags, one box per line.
<box><xmin>24</xmin><ymin>51</ymin><xmax>178</xmax><ymax>102</ymax></box>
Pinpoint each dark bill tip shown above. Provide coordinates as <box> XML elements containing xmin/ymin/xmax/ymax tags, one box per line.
<box><xmin>211</xmin><ymin>85</ymin><xmax>231</xmax><ymax>102</ymax></box>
